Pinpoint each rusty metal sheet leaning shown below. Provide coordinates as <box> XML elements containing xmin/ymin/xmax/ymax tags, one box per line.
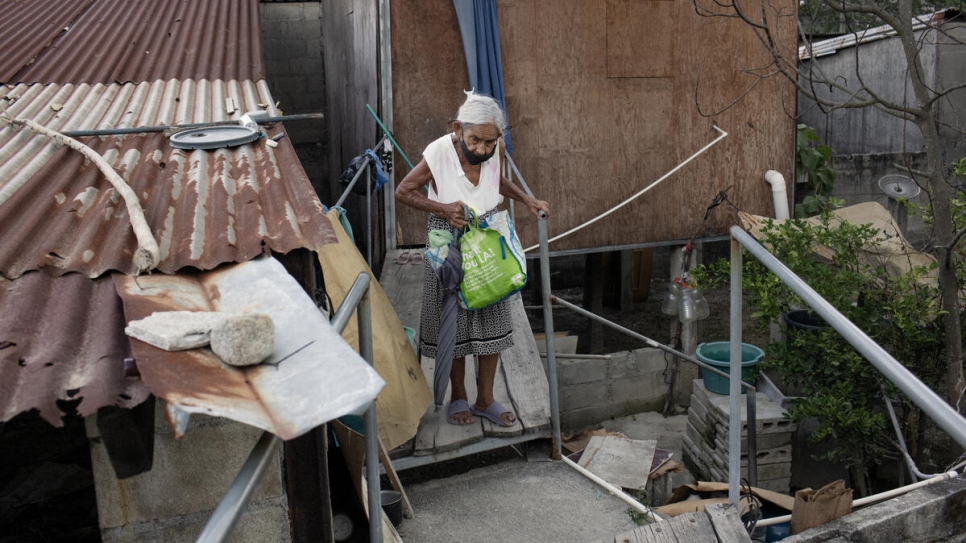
<box><xmin>113</xmin><ymin>256</ymin><xmax>385</xmax><ymax>440</ymax></box>
<box><xmin>0</xmin><ymin>271</ymin><xmax>150</xmax><ymax>426</ymax></box>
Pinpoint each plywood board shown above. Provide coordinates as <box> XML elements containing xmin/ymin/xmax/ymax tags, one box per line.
<box><xmin>577</xmin><ymin>435</ymin><xmax>656</xmax><ymax>490</ymax></box>
<box><xmin>413</xmin><ymin>354</ymin><xmax>485</xmax><ymax>455</ymax></box>
<box><xmin>379</xmin><ymin>248</ymin><xmax>425</xmax><ymax>334</ymax></box>
<box><xmin>390</xmin><ymin>0</ymin><xmax>797</xmax><ymax>252</ymax></box>
<box><xmin>501</xmin><ymin>294</ymin><xmax>552</xmax><ymax>433</ymax></box>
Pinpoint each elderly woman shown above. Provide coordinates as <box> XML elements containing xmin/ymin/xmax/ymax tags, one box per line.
<box><xmin>396</xmin><ymin>92</ymin><xmax>549</xmax><ymax>427</ymax></box>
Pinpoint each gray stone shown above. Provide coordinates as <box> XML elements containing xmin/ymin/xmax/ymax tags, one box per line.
<box><xmin>124</xmin><ymin>311</ymin><xmax>229</xmax><ymax>351</ymax></box>
<box><xmin>209</xmin><ymin>313</ymin><xmax>275</xmax><ymax>367</ymax></box>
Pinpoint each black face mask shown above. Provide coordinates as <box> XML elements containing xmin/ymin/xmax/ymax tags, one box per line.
<box><xmin>459</xmin><ymin>133</ymin><xmax>496</xmax><ymax>166</ymax></box>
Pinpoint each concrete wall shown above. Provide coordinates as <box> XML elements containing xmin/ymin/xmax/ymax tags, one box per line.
<box><xmin>548</xmin><ymin>348</ymin><xmax>670</xmax><ymax>431</ymax></box>
<box><xmin>261</xmin><ymin>2</ymin><xmax>328</xmax><ymax>198</ymax></box>
<box><xmin>87</xmin><ymin>405</ymin><xmax>290</xmax><ymax>543</ymax></box>
<box><xmin>785</xmin><ymin>475</ymin><xmax>966</xmax><ymax>542</ymax></box>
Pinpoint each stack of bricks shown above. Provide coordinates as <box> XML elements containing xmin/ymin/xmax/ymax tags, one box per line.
<box><xmin>683</xmin><ymin>379</ymin><xmax>795</xmax><ymax>494</ymax></box>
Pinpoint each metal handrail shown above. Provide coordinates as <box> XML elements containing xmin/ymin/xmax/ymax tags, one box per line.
<box><xmin>197</xmin><ymin>273</ymin><xmax>375</xmax><ymax>543</ymax></box>
<box><xmin>729</xmin><ymin>225</ymin><xmax>966</xmax><ymax>504</ymax></box>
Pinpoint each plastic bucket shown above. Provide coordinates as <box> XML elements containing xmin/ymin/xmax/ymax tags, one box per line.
<box><xmin>403</xmin><ymin>327</ymin><xmax>417</xmax><ymax>352</ymax></box>
<box><xmin>381</xmin><ymin>490</ymin><xmax>403</xmax><ymax>528</ymax></box>
<box><xmin>696</xmin><ymin>342</ymin><xmax>765</xmax><ymax>395</ymax></box>
<box><xmin>784</xmin><ymin>310</ymin><xmax>826</xmax><ymax>334</ymax></box>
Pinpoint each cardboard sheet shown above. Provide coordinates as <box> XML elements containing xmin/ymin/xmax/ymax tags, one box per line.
<box><xmin>319</xmin><ymin>210</ymin><xmax>432</xmax><ymax>451</ymax></box>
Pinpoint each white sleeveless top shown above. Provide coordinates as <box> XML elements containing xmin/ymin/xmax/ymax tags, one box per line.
<box><xmin>424</xmin><ymin>133</ymin><xmax>503</xmax><ymax>216</ymax></box>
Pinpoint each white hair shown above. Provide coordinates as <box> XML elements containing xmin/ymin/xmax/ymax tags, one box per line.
<box><xmin>456</xmin><ymin>90</ymin><xmax>507</xmax><ymax>134</ymax></box>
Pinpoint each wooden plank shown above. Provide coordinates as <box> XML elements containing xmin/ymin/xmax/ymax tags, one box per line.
<box><xmin>500</xmin><ymin>294</ymin><xmax>551</xmax><ymax>433</ymax></box>
<box><xmin>475</xmin><ymin>355</ymin><xmax>524</xmax><ymax>438</ymax></box>
<box><xmin>413</xmin><ymin>355</ymin><xmax>484</xmax><ymax>456</ymax></box>
<box><xmin>665</xmin><ymin>511</ymin><xmax>717</xmax><ymax>542</ymax></box>
<box><xmin>379</xmin><ymin>248</ymin><xmax>424</xmax><ymax>334</ymax></box>
<box><xmin>577</xmin><ymin>435</ymin><xmax>656</xmax><ymax>491</ymax></box>
<box><xmin>705</xmin><ymin>503</ymin><xmax>752</xmax><ymax>543</ymax></box>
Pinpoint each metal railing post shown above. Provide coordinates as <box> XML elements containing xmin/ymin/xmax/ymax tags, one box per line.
<box><xmin>358</xmin><ymin>280</ymin><xmax>382</xmax><ymax>543</ymax></box>
<box><xmin>538</xmin><ymin>216</ymin><xmax>562</xmax><ymax>459</ymax></box>
<box><xmin>729</xmin><ymin>236</ymin><xmax>743</xmax><ymax>507</ymax></box>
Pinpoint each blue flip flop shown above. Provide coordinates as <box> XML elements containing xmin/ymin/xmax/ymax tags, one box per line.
<box><xmin>446</xmin><ymin>399</ymin><xmax>472</xmax><ymax>425</ymax></box>
<box><xmin>470</xmin><ymin>401</ymin><xmax>518</xmax><ymax>427</ymax></box>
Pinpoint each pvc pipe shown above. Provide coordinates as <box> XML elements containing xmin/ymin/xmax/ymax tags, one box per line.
<box><xmin>757</xmin><ymin>471</ymin><xmax>961</xmax><ymax>528</ymax></box>
<box><xmin>561</xmin><ymin>457</ymin><xmax>663</xmax><ymax>521</ymax></box>
<box><xmin>523</xmin><ymin>125</ymin><xmax>728</xmax><ymax>253</ymax></box>
<box><xmin>764</xmin><ymin>170</ymin><xmax>790</xmax><ymax>220</ymax></box>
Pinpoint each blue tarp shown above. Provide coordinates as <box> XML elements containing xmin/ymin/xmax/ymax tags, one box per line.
<box><xmin>453</xmin><ymin>0</ymin><xmax>513</xmax><ymax>155</ymax></box>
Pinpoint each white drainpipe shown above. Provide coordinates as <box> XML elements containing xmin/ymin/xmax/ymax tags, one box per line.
<box><xmin>764</xmin><ymin>170</ymin><xmax>790</xmax><ymax>220</ymax></box>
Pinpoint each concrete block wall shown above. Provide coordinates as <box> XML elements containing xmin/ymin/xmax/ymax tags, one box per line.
<box><xmin>261</xmin><ymin>2</ymin><xmax>327</xmax><ymax>197</ymax></box>
<box><xmin>547</xmin><ymin>347</ymin><xmax>670</xmax><ymax>431</ymax></box>
<box><xmin>87</xmin><ymin>404</ymin><xmax>290</xmax><ymax>543</ymax></box>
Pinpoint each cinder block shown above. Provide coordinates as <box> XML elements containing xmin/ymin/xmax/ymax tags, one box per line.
<box><xmin>262</xmin><ymin>3</ymin><xmax>303</xmax><ymax>21</ymax></box>
<box><xmin>288</xmin><ymin>58</ymin><xmax>322</xmax><ymax>76</ymax></box>
<box><xmin>712</xmin><ymin>438</ymin><xmax>792</xmax><ymax>466</ymax></box>
<box><xmin>560</xmin><ymin>382</ymin><xmax>610</xmax><ymax>411</ymax></box>
<box><xmin>611</xmin><ymin>374</ymin><xmax>667</xmax><ymax>405</ymax></box>
<box><xmin>558</xmin><ymin>358</ymin><xmax>608</xmax><ymax>386</ymax></box>
<box><xmin>260</xmin><ymin>19</ymin><xmax>288</xmax><ymax>38</ymax></box>
<box><xmin>101</xmin><ymin>497</ymin><xmax>291</xmax><ymax>543</ymax></box>
<box><xmin>91</xmin><ymin>406</ymin><xmax>285</xmax><ymax>530</ymax></box>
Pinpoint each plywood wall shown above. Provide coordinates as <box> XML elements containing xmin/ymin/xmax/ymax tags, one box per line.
<box><xmin>321</xmin><ymin>0</ymin><xmax>386</xmax><ymax>264</ymax></box>
<box><xmin>391</xmin><ymin>0</ymin><xmax>796</xmax><ymax>251</ymax></box>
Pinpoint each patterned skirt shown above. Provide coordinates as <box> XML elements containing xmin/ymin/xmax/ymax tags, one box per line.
<box><xmin>419</xmin><ymin>210</ymin><xmax>514</xmax><ymax>359</ymax></box>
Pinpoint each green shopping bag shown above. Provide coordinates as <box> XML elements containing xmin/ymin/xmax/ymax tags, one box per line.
<box><xmin>458</xmin><ymin>212</ymin><xmax>527</xmax><ymax>310</ymax></box>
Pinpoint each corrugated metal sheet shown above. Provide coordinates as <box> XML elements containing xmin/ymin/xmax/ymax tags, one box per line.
<box><xmin>0</xmin><ymin>271</ymin><xmax>150</xmax><ymax>427</ymax></box>
<box><xmin>0</xmin><ymin>0</ymin><xmax>264</xmax><ymax>84</ymax></box>
<box><xmin>800</xmin><ymin>11</ymin><xmax>949</xmax><ymax>60</ymax></box>
<box><xmin>0</xmin><ymin>80</ymin><xmax>336</xmax><ymax>278</ymax></box>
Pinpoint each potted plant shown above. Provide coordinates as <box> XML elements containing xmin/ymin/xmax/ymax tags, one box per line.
<box><xmin>694</xmin><ymin>211</ymin><xmax>946</xmax><ymax>495</ymax></box>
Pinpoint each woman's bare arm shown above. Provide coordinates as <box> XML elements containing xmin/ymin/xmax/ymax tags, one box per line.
<box><xmin>395</xmin><ymin>158</ymin><xmax>468</xmax><ymax>229</ymax></box>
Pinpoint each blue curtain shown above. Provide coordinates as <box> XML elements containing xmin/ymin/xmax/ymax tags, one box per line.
<box><xmin>453</xmin><ymin>0</ymin><xmax>513</xmax><ymax>154</ymax></box>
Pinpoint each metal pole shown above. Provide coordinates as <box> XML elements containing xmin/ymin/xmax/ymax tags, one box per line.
<box><xmin>378</xmin><ymin>0</ymin><xmax>397</xmax><ymax>251</ymax></box>
<box><xmin>366</xmin><ymin>164</ymin><xmax>373</xmax><ymax>269</ymax></box>
<box><xmin>61</xmin><ymin>112</ymin><xmax>326</xmax><ymax>137</ymax></box>
<box><xmin>731</xmin><ymin>226</ymin><xmax>966</xmax><ymax>450</ymax></box>
<box><xmin>332</xmin><ymin>274</ymin><xmax>371</xmax><ymax>333</ymax></box>
<box><xmin>358</xmin><ymin>284</ymin><xmax>382</xmax><ymax>543</ymax></box>
<box><xmin>196</xmin><ymin>432</ymin><xmax>281</xmax><ymax>543</ymax></box>
<box><xmin>539</xmin><ymin>216</ymin><xmax>562</xmax><ymax>459</ymax></box>
<box><xmin>335</xmin><ymin>155</ymin><xmax>373</xmax><ymax>209</ymax></box>
<box><xmin>729</xmin><ymin>236</ymin><xmax>743</xmax><ymax>507</ymax></box>
<box><xmin>366</xmin><ymin>104</ymin><xmax>413</xmax><ymax>169</ymax></box>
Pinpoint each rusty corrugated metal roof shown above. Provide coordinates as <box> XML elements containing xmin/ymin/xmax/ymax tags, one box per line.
<box><xmin>0</xmin><ymin>271</ymin><xmax>151</xmax><ymax>427</ymax></box>
<box><xmin>0</xmin><ymin>80</ymin><xmax>335</xmax><ymax>278</ymax></box>
<box><xmin>0</xmin><ymin>1</ymin><xmax>346</xmax><ymax>430</ymax></box>
<box><xmin>0</xmin><ymin>0</ymin><xmax>264</xmax><ymax>85</ymax></box>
